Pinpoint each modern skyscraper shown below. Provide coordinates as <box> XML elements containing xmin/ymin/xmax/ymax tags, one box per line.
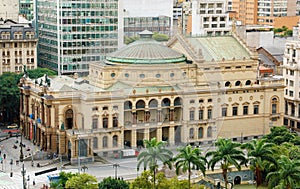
<box><xmin>37</xmin><ymin>0</ymin><xmax>123</xmax><ymax>75</ymax></box>
<box><xmin>19</xmin><ymin>0</ymin><xmax>35</xmax><ymax>21</ymax></box>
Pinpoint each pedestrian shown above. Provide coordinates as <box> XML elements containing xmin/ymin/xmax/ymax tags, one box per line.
<box><xmin>33</xmin><ymin>179</ymin><xmax>35</xmax><ymax>186</ymax></box>
<box><xmin>0</xmin><ymin>150</ymin><xmax>1</xmax><ymax>156</ymax></box>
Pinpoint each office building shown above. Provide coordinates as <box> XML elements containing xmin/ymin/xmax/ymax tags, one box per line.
<box><xmin>37</xmin><ymin>0</ymin><xmax>123</xmax><ymax>75</ymax></box>
<box><xmin>122</xmin><ymin>0</ymin><xmax>173</xmax><ymax>37</ymax></box>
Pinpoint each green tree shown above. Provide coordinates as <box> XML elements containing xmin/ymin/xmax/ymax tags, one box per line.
<box><xmin>241</xmin><ymin>139</ymin><xmax>277</xmax><ymax>188</ymax></box>
<box><xmin>152</xmin><ymin>32</ymin><xmax>169</xmax><ymax>42</ymax></box>
<box><xmin>57</xmin><ymin>171</ymin><xmax>78</xmax><ymax>188</ymax></box>
<box><xmin>206</xmin><ymin>138</ymin><xmax>246</xmax><ymax>189</ymax></box>
<box><xmin>137</xmin><ymin>137</ymin><xmax>173</xmax><ymax>189</ymax></box>
<box><xmin>98</xmin><ymin>177</ymin><xmax>129</xmax><ymax>189</ymax></box>
<box><xmin>0</xmin><ymin>72</ymin><xmax>21</xmax><ymax>123</ymax></box>
<box><xmin>26</xmin><ymin>67</ymin><xmax>56</xmax><ymax>79</ymax></box>
<box><xmin>65</xmin><ymin>173</ymin><xmax>98</xmax><ymax>189</ymax></box>
<box><xmin>266</xmin><ymin>155</ymin><xmax>300</xmax><ymax>189</ymax></box>
<box><xmin>174</xmin><ymin>145</ymin><xmax>207</xmax><ymax>189</ymax></box>
<box><xmin>263</xmin><ymin>126</ymin><xmax>299</xmax><ymax>145</ymax></box>
<box><xmin>130</xmin><ymin>171</ymin><xmax>197</xmax><ymax>189</ymax></box>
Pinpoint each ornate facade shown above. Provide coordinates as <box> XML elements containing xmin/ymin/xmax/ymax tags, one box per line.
<box><xmin>19</xmin><ymin>32</ymin><xmax>284</xmax><ymax>163</ymax></box>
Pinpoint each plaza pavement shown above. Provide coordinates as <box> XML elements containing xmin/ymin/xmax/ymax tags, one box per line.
<box><xmin>0</xmin><ymin>137</ymin><xmax>217</xmax><ymax>189</ymax></box>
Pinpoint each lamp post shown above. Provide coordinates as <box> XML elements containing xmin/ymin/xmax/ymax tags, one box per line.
<box><xmin>113</xmin><ymin>163</ymin><xmax>119</xmax><ymax>179</ymax></box>
<box><xmin>78</xmin><ymin>138</ymin><xmax>80</xmax><ymax>174</ymax></box>
<box><xmin>21</xmin><ymin>163</ymin><xmax>26</xmax><ymax>189</ymax></box>
<box><xmin>20</xmin><ymin>125</ymin><xmax>26</xmax><ymax>189</ymax></box>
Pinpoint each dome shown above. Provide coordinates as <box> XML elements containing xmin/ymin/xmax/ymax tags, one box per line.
<box><xmin>106</xmin><ymin>36</ymin><xmax>186</xmax><ymax>64</ymax></box>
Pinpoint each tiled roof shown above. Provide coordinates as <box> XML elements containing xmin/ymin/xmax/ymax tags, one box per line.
<box><xmin>186</xmin><ymin>36</ymin><xmax>251</xmax><ymax>61</ymax></box>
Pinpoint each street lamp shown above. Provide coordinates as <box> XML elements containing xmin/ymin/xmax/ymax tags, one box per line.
<box><xmin>21</xmin><ymin>163</ymin><xmax>26</xmax><ymax>189</ymax></box>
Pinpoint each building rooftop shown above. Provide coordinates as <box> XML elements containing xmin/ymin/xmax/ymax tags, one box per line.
<box><xmin>186</xmin><ymin>36</ymin><xmax>251</xmax><ymax>61</ymax></box>
<box><xmin>106</xmin><ymin>39</ymin><xmax>186</xmax><ymax>64</ymax></box>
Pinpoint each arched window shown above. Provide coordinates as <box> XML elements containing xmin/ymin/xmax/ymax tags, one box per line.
<box><xmin>136</xmin><ymin>100</ymin><xmax>145</xmax><ymax>109</ymax></box>
<box><xmin>113</xmin><ymin>135</ymin><xmax>118</xmax><ymax>147</ymax></box>
<box><xmin>65</xmin><ymin>109</ymin><xmax>73</xmax><ymax>130</ymax></box>
<box><xmin>235</xmin><ymin>81</ymin><xmax>241</xmax><ymax>86</ymax></box>
<box><xmin>174</xmin><ymin>97</ymin><xmax>182</xmax><ymax>106</ymax></box>
<box><xmin>124</xmin><ymin>101</ymin><xmax>132</xmax><ymax>110</ymax></box>
<box><xmin>207</xmin><ymin>126</ymin><xmax>212</xmax><ymax>138</ymax></box>
<box><xmin>272</xmin><ymin>97</ymin><xmax>278</xmax><ymax>114</ymax></box>
<box><xmin>93</xmin><ymin>137</ymin><xmax>98</xmax><ymax>149</ymax></box>
<box><xmin>198</xmin><ymin>127</ymin><xmax>203</xmax><ymax>139</ymax></box>
<box><xmin>225</xmin><ymin>81</ymin><xmax>231</xmax><ymax>87</ymax></box>
<box><xmin>162</xmin><ymin>98</ymin><xmax>171</xmax><ymax>107</ymax></box>
<box><xmin>245</xmin><ymin>80</ymin><xmax>251</xmax><ymax>85</ymax></box>
<box><xmin>149</xmin><ymin>99</ymin><xmax>158</xmax><ymax>108</ymax></box>
<box><xmin>189</xmin><ymin>128</ymin><xmax>194</xmax><ymax>139</ymax></box>
<box><xmin>102</xmin><ymin>136</ymin><xmax>108</xmax><ymax>148</ymax></box>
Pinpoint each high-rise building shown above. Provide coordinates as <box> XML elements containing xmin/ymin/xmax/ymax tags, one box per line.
<box><xmin>283</xmin><ymin>25</ymin><xmax>300</xmax><ymax>131</ymax></box>
<box><xmin>19</xmin><ymin>0</ymin><xmax>35</xmax><ymax>21</ymax></box>
<box><xmin>0</xmin><ymin>19</ymin><xmax>38</xmax><ymax>75</ymax></box>
<box><xmin>122</xmin><ymin>0</ymin><xmax>173</xmax><ymax>37</ymax></box>
<box><xmin>232</xmin><ymin>0</ymin><xmax>298</xmax><ymax>26</ymax></box>
<box><xmin>231</xmin><ymin>0</ymin><xmax>258</xmax><ymax>25</ymax></box>
<box><xmin>191</xmin><ymin>0</ymin><xmax>230</xmax><ymax>36</ymax></box>
<box><xmin>37</xmin><ymin>0</ymin><xmax>123</xmax><ymax>75</ymax></box>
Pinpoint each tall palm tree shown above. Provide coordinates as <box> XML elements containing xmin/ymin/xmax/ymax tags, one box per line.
<box><xmin>137</xmin><ymin>137</ymin><xmax>173</xmax><ymax>189</ymax></box>
<box><xmin>206</xmin><ymin>138</ymin><xmax>246</xmax><ymax>189</ymax></box>
<box><xmin>174</xmin><ymin>145</ymin><xmax>207</xmax><ymax>189</ymax></box>
<box><xmin>241</xmin><ymin>139</ymin><xmax>277</xmax><ymax>188</ymax></box>
<box><xmin>266</xmin><ymin>155</ymin><xmax>300</xmax><ymax>189</ymax></box>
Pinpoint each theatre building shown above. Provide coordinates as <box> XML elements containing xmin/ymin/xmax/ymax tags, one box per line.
<box><xmin>19</xmin><ymin>31</ymin><xmax>284</xmax><ymax>163</ymax></box>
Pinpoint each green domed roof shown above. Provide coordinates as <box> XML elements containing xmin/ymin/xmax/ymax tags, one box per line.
<box><xmin>106</xmin><ymin>39</ymin><xmax>186</xmax><ymax>64</ymax></box>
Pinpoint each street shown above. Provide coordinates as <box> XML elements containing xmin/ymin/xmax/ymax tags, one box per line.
<box><xmin>0</xmin><ymin>136</ymin><xmax>217</xmax><ymax>189</ymax></box>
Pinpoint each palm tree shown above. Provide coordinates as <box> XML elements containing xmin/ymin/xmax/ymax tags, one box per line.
<box><xmin>241</xmin><ymin>139</ymin><xmax>277</xmax><ymax>188</ymax></box>
<box><xmin>267</xmin><ymin>155</ymin><xmax>300</xmax><ymax>189</ymax></box>
<box><xmin>206</xmin><ymin>138</ymin><xmax>246</xmax><ymax>189</ymax></box>
<box><xmin>137</xmin><ymin>137</ymin><xmax>173</xmax><ymax>189</ymax></box>
<box><xmin>174</xmin><ymin>145</ymin><xmax>207</xmax><ymax>189</ymax></box>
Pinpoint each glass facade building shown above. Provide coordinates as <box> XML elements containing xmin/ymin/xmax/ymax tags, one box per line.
<box><xmin>37</xmin><ymin>0</ymin><xmax>120</xmax><ymax>74</ymax></box>
<box><xmin>20</xmin><ymin>0</ymin><xmax>34</xmax><ymax>21</ymax></box>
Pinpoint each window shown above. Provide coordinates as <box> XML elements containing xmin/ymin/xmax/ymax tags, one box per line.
<box><xmin>232</xmin><ymin>107</ymin><xmax>238</xmax><ymax>116</ymax></box>
<box><xmin>102</xmin><ymin>136</ymin><xmax>108</xmax><ymax>148</ymax></box>
<box><xmin>207</xmin><ymin>126</ymin><xmax>212</xmax><ymax>138</ymax></box>
<box><xmin>272</xmin><ymin>98</ymin><xmax>278</xmax><ymax>114</ymax></box>
<box><xmin>199</xmin><ymin>109</ymin><xmax>204</xmax><ymax>120</ymax></box>
<box><xmin>208</xmin><ymin>99</ymin><xmax>212</xmax><ymax>102</ymax></box>
<box><xmin>113</xmin><ymin>135</ymin><xmax>118</xmax><ymax>147</ymax></box>
<box><xmin>190</xmin><ymin>100</ymin><xmax>195</xmax><ymax>104</ymax></box>
<box><xmin>254</xmin><ymin>105</ymin><xmax>259</xmax><ymax>114</ymax></box>
<box><xmin>222</xmin><ymin>107</ymin><xmax>227</xmax><ymax>117</ymax></box>
<box><xmin>290</xmin><ymin>80</ymin><xmax>294</xmax><ymax>87</ymax></box>
<box><xmin>92</xmin><ymin>118</ymin><xmax>98</xmax><ymax>129</ymax></box>
<box><xmin>103</xmin><ymin>117</ymin><xmax>108</xmax><ymax>128</ymax></box>
<box><xmin>207</xmin><ymin>109</ymin><xmax>212</xmax><ymax>119</ymax></box>
<box><xmin>243</xmin><ymin>106</ymin><xmax>248</xmax><ymax>115</ymax></box>
<box><xmin>92</xmin><ymin>107</ymin><xmax>98</xmax><ymax>111</ymax></box>
<box><xmin>198</xmin><ymin>127</ymin><xmax>203</xmax><ymax>138</ymax></box>
<box><xmin>290</xmin><ymin>70</ymin><xmax>294</xmax><ymax>76</ymax></box>
<box><xmin>289</xmin><ymin>90</ymin><xmax>294</xmax><ymax>97</ymax></box>
<box><xmin>190</xmin><ymin>110</ymin><xmax>195</xmax><ymax>120</ymax></box>
<box><xmin>113</xmin><ymin>116</ymin><xmax>118</xmax><ymax>127</ymax></box>
<box><xmin>93</xmin><ymin>137</ymin><xmax>98</xmax><ymax>149</ymax></box>
<box><xmin>189</xmin><ymin>128</ymin><xmax>194</xmax><ymax>139</ymax></box>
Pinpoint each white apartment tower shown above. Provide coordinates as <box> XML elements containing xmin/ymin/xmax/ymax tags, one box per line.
<box><xmin>191</xmin><ymin>0</ymin><xmax>230</xmax><ymax>36</ymax></box>
<box><xmin>283</xmin><ymin>23</ymin><xmax>300</xmax><ymax>131</ymax></box>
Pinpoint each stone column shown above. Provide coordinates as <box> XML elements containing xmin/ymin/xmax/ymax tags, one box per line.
<box><xmin>47</xmin><ymin>134</ymin><xmax>51</xmax><ymax>151</ymax></box>
<box><xmin>157</xmin><ymin>128</ymin><xmax>162</xmax><ymax>141</ymax></box>
<box><xmin>169</xmin><ymin>127</ymin><xmax>175</xmax><ymax>146</ymax></box>
<box><xmin>131</xmin><ymin>130</ymin><xmax>137</xmax><ymax>148</ymax></box>
<box><xmin>144</xmin><ymin>128</ymin><xmax>150</xmax><ymax>141</ymax></box>
<box><xmin>41</xmin><ymin>101</ymin><xmax>45</xmax><ymax>124</ymax></box>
